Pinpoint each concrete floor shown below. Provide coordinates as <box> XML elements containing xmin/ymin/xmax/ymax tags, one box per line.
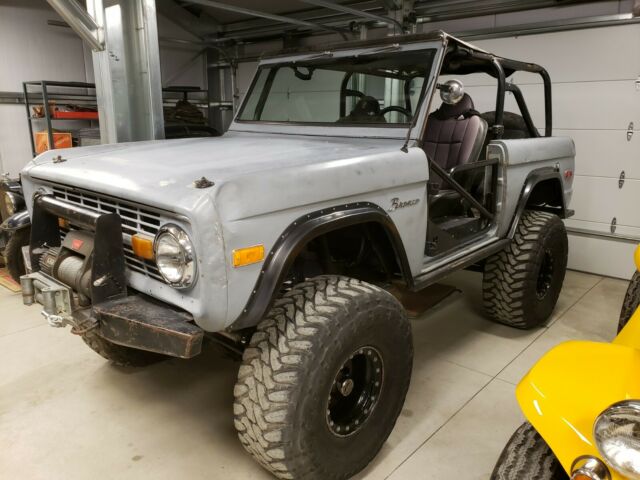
<box><xmin>0</xmin><ymin>269</ymin><xmax>627</xmax><ymax>480</ymax></box>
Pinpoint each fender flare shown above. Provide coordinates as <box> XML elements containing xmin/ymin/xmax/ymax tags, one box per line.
<box><xmin>229</xmin><ymin>202</ymin><xmax>413</xmax><ymax>330</ymax></box>
<box><xmin>508</xmin><ymin>167</ymin><xmax>566</xmax><ymax>238</ymax></box>
<box><xmin>0</xmin><ymin>209</ymin><xmax>30</xmax><ymax>232</ymax></box>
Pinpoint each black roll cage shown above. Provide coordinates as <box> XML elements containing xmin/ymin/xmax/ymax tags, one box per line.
<box><xmin>240</xmin><ymin>32</ymin><xmax>552</xmax><ymax>137</ymax></box>
<box><xmin>441</xmin><ymin>38</ymin><xmax>553</xmax><ymax>138</ymax></box>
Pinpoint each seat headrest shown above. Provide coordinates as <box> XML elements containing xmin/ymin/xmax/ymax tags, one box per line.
<box><xmin>351</xmin><ymin>95</ymin><xmax>381</xmax><ymax>116</ymax></box>
<box><xmin>435</xmin><ymin>93</ymin><xmax>475</xmax><ymax>119</ymax></box>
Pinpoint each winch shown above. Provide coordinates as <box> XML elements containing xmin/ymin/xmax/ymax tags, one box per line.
<box><xmin>39</xmin><ymin>230</ymin><xmax>95</xmax><ymax>304</ymax></box>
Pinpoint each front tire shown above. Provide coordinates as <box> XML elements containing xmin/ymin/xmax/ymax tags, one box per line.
<box><xmin>483</xmin><ymin>211</ymin><xmax>568</xmax><ymax>329</ymax></box>
<box><xmin>4</xmin><ymin>227</ymin><xmax>30</xmax><ymax>283</ymax></box>
<box><xmin>233</xmin><ymin>276</ymin><xmax>413</xmax><ymax>480</ymax></box>
<box><xmin>82</xmin><ymin>331</ymin><xmax>165</xmax><ymax>367</ymax></box>
<box><xmin>491</xmin><ymin>422</ymin><xmax>568</xmax><ymax>480</ymax></box>
<box><xmin>618</xmin><ymin>271</ymin><xmax>640</xmax><ymax>333</ymax></box>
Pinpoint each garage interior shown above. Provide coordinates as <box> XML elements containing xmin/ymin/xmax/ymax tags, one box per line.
<box><xmin>1</xmin><ymin>1</ymin><xmax>639</xmax><ymax>479</ymax></box>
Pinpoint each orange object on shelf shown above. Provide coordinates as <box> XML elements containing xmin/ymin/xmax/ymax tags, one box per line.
<box><xmin>52</xmin><ymin>111</ymin><xmax>98</xmax><ymax>120</ymax></box>
<box><xmin>34</xmin><ymin>131</ymin><xmax>72</xmax><ymax>154</ymax></box>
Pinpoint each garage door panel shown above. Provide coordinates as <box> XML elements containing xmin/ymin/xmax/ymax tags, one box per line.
<box><xmin>566</xmin><ymin>218</ymin><xmax>640</xmax><ymax>238</ymax></box>
<box><xmin>554</xmin><ymin>129</ymin><xmax>640</xmax><ymax>179</ymax></box>
<box><xmin>465</xmin><ymin>81</ymin><xmax>639</xmax><ymax>131</ymax></box>
<box><xmin>518</xmin><ymin>81</ymin><xmax>640</xmax><ymax>130</ymax></box>
<box><xmin>568</xmin><ymin>233</ymin><xmax>638</xmax><ymax>280</ymax></box>
<box><xmin>474</xmin><ymin>25</ymin><xmax>640</xmax><ymax>83</ymax></box>
<box><xmin>570</xmin><ymin>176</ymin><xmax>640</xmax><ymax>226</ymax></box>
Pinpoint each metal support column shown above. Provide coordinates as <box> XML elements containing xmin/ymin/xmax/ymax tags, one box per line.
<box><xmin>207</xmin><ymin>48</ymin><xmax>236</xmax><ymax>133</ymax></box>
<box><xmin>86</xmin><ymin>0</ymin><xmax>165</xmax><ymax>143</ymax></box>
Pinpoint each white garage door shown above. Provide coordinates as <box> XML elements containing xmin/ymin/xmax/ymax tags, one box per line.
<box><xmin>468</xmin><ymin>24</ymin><xmax>640</xmax><ymax>279</ymax></box>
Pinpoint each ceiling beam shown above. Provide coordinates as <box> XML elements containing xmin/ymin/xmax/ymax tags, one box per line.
<box><xmin>184</xmin><ymin>0</ymin><xmax>350</xmax><ymax>37</ymax></box>
<box><xmin>156</xmin><ymin>0</ymin><xmax>220</xmax><ymax>39</ymax></box>
<box><xmin>46</xmin><ymin>0</ymin><xmax>104</xmax><ymax>51</ymax></box>
<box><xmin>297</xmin><ymin>0</ymin><xmax>404</xmax><ymax>30</ymax></box>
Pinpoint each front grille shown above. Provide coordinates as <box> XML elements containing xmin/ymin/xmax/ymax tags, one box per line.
<box><xmin>51</xmin><ymin>185</ymin><xmax>166</xmax><ymax>282</ymax></box>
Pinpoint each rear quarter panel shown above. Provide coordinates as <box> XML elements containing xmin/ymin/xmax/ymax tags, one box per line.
<box><xmin>490</xmin><ymin>136</ymin><xmax>575</xmax><ymax>237</ymax></box>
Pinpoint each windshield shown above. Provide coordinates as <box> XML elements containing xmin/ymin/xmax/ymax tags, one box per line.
<box><xmin>237</xmin><ymin>49</ymin><xmax>437</xmax><ymax>126</ymax></box>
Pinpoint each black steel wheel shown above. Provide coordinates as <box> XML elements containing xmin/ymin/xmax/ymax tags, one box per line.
<box><xmin>4</xmin><ymin>227</ymin><xmax>30</xmax><ymax>283</ymax></box>
<box><xmin>233</xmin><ymin>276</ymin><xmax>412</xmax><ymax>480</ymax></box>
<box><xmin>492</xmin><ymin>422</ymin><xmax>568</xmax><ymax>480</ymax></box>
<box><xmin>618</xmin><ymin>271</ymin><xmax>640</xmax><ymax>333</ymax></box>
<box><xmin>536</xmin><ymin>249</ymin><xmax>555</xmax><ymax>299</ymax></box>
<box><xmin>326</xmin><ymin>346</ymin><xmax>383</xmax><ymax>437</ymax></box>
<box><xmin>483</xmin><ymin>211</ymin><xmax>568</xmax><ymax>329</ymax></box>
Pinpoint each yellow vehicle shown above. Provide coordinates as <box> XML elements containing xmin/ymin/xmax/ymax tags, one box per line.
<box><xmin>492</xmin><ymin>245</ymin><xmax>640</xmax><ymax>480</ymax></box>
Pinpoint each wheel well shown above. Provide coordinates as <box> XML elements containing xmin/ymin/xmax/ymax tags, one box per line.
<box><xmin>285</xmin><ymin>222</ymin><xmax>405</xmax><ymax>287</ymax></box>
<box><xmin>526</xmin><ymin>178</ymin><xmax>565</xmax><ymax>214</ymax></box>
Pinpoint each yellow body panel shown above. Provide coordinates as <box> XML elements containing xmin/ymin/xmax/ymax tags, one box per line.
<box><xmin>517</xmin><ymin>306</ymin><xmax>640</xmax><ymax>478</ymax></box>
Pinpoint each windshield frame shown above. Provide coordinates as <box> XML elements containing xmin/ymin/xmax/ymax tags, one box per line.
<box><xmin>229</xmin><ymin>40</ymin><xmax>445</xmax><ymax>140</ymax></box>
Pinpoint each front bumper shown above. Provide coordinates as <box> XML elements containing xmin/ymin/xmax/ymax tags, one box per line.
<box><xmin>23</xmin><ymin>194</ymin><xmax>204</xmax><ymax>359</ymax></box>
<box><xmin>516</xmin><ymin>307</ymin><xmax>640</xmax><ymax>479</ymax></box>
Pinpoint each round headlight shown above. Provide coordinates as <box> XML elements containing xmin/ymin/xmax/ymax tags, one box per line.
<box><xmin>3</xmin><ymin>192</ymin><xmax>17</xmax><ymax>216</ymax></box>
<box><xmin>154</xmin><ymin>224</ymin><xmax>197</xmax><ymax>289</ymax></box>
<box><xmin>594</xmin><ymin>400</ymin><xmax>640</xmax><ymax>479</ymax></box>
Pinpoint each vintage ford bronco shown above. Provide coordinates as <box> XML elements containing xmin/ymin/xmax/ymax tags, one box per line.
<box><xmin>19</xmin><ymin>31</ymin><xmax>574</xmax><ymax>479</ymax></box>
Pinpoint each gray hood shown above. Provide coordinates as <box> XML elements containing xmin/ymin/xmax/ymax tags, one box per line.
<box><xmin>23</xmin><ymin>131</ymin><xmax>427</xmax><ymax>220</ymax></box>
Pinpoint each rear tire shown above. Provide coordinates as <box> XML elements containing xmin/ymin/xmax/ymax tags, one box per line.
<box><xmin>483</xmin><ymin>211</ymin><xmax>568</xmax><ymax>329</ymax></box>
<box><xmin>82</xmin><ymin>331</ymin><xmax>165</xmax><ymax>367</ymax></box>
<box><xmin>491</xmin><ymin>422</ymin><xmax>568</xmax><ymax>480</ymax></box>
<box><xmin>618</xmin><ymin>271</ymin><xmax>640</xmax><ymax>333</ymax></box>
<box><xmin>233</xmin><ymin>275</ymin><xmax>413</xmax><ymax>480</ymax></box>
<box><xmin>5</xmin><ymin>227</ymin><xmax>30</xmax><ymax>283</ymax></box>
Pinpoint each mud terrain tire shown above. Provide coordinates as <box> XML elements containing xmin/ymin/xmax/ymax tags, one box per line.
<box><xmin>483</xmin><ymin>211</ymin><xmax>568</xmax><ymax>329</ymax></box>
<box><xmin>5</xmin><ymin>227</ymin><xmax>30</xmax><ymax>283</ymax></box>
<box><xmin>82</xmin><ymin>332</ymin><xmax>165</xmax><ymax>367</ymax></box>
<box><xmin>491</xmin><ymin>422</ymin><xmax>568</xmax><ymax>480</ymax></box>
<box><xmin>233</xmin><ymin>275</ymin><xmax>412</xmax><ymax>480</ymax></box>
<box><xmin>618</xmin><ymin>271</ymin><xmax>640</xmax><ymax>333</ymax></box>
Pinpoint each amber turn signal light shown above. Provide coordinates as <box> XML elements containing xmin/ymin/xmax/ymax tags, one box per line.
<box><xmin>233</xmin><ymin>245</ymin><xmax>265</xmax><ymax>268</ymax></box>
<box><xmin>132</xmin><ymin>234</ymin><xmax>155</xmax><ymax>260</ymax></box>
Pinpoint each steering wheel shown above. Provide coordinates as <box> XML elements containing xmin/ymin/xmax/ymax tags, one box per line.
<box><xmin>380</xmin><ymin>106</ymin><xmax>412</xmax><ymax>118</ymax></box>
<box><xmin>344</xmin><ymin>88</ymin><xmax>365</xmax><ymax>99</ymax></box>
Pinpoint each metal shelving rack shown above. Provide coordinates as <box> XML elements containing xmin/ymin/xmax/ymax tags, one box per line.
<box><xmin>23</xmin><ymin>81</ymin><xmax>213</xmax><ymax>156</ymax></box>
<box><xmin>23</xmin><ymin>80</ymin><xmax>98</xmax><ymax>157</ymax></box>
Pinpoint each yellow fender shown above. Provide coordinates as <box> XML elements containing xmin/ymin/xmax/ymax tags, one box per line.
<box><xmin>516</xmin><ymin>307</ymin><xmax>640</xmax><ymax>478</ymax></box>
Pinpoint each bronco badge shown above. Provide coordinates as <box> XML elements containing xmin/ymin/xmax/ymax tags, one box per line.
<box><xmin>388</xmin><ymin>197</ymin><xmax>420</xmax><ymax>212</ymax></box>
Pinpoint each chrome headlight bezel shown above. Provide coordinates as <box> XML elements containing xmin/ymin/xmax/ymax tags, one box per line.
<box><xmin>594</xmin><ymin>400</ymin><xmax>640</xmax><ymax>480</ymax></box>
<box><xmin>153</xmin><ymin>224</ymin><xmax>197</xmax><ymax>289</ymax></box>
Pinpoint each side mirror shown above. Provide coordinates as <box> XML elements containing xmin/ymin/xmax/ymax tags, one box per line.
<box><xmin>438</xmin><ymin>79</ymin><xmax>464</xmax><ymax>105</ymax></box>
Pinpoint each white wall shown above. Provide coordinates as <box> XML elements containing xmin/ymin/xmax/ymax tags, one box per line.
<box><xmin>0</xmin><ymin>0</ymin><xmax>206</xmax><ymax>177</ymax></box>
